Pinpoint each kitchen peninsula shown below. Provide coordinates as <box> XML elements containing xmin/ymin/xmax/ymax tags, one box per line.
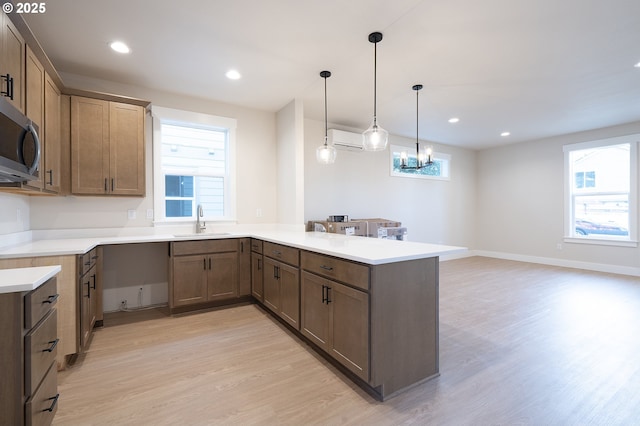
<box><xmin>0</xmin><ymin>229</ymin><xmax>465</xmax><ymax>400</ymax></box>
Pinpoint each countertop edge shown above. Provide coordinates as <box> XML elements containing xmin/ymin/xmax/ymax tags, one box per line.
<box><xmin>0</xmin><ymin>231</ymin><xmax>467</xmax><ymax>265</ymax></box>
<box><xmin>0</xmin><ymin>265</ymin><xmax>62</xmax><ymax>294</ymax></box>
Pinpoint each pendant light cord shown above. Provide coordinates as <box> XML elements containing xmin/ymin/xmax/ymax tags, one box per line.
<box><xmin>416</xmin><ymin>85</ymin><xmax>419</xmax><ymax>157</ymax></box>
<box><xmin>373</xmin><ymin>40</ymin><xmax>377</xmax><ymax>124</ymax></box>
<box><xmin>324</xmin><ymin>74</ymin><xmax>328</xmax><ymax>145</ymax></box>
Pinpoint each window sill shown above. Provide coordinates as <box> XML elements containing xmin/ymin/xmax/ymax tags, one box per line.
<box><xmin>564</xmin><ymin>237</ymin><xmax>639</xmax><ymax>248</ymax></box>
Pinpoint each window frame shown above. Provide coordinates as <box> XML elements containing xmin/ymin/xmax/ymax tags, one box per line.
<box><xmin>152</xmin><ymin>106</ymin><xmax>237</xmax><ymax>224</ymax></box>
<box><xmin>563</xmin><ymin>134</ymin><xmax>638</xmax><ymax>247</ymax></box>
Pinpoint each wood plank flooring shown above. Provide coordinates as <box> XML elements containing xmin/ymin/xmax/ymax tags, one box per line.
<box><xmin>52</xmin><ymin>257</ymin><xmax>640</xmax><ymax>425</ymax></box>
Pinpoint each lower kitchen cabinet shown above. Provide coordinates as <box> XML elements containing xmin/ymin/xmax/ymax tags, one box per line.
<box><xmin>301</xmin><ymin>271</ymin><xmax>369</xmax><ymax>381</ymax></box>
<box><xmin>207</xmin><ymin>252</ymin><xmax>238</xmax><ymax>301</ymax></box>
<box><xmin>262</xmin><ymin>244</ymin><xmax>300</xmax><ymax>330</ymax></box>
<box><xmin>0</xmin><ymin>275</ymin><xmax>60</xmax><ymax>426</ymax></box>
<box><xmin>251</xmin><ymin>251</ymin><xmax>264</xmax><ymax>301</ymax></box>
<box><xmin>237</xmin><ymin>238</ymin><xmax>251</xmax><ymax>296</ymax></box>
<box><xmin>169</xmin><ymin>239</ymin><xmax>241</xmax><ymax>312</ymax></box>
<box><xmin>78</xmin><ymin>247</ymin><xmax>101</xmax><ymax>352</ymax></box>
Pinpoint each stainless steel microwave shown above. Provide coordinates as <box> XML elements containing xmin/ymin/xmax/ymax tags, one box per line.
<box><xmin>0</xmin><ymin>96</ymin><xmax>40</xmax><ymax>182</ymax></box>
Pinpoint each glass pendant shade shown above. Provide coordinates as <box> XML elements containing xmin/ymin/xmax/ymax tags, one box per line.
<box><xmin>316</xmin><ymin>140</ymin><xmax>337</xmax><ymax>164</ymax></box>
<box><xmin>363</xmin><ymin>32</ymin><xmax>388</xmax><ymax>152</ymax></box>
<box><xmin>363</xmin><ymin>120</ymin><xmax>388</xmax><ymax>151</ymax></box>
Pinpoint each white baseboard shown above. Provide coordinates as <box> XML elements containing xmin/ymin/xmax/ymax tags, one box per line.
<box><xmin>471</xmin><ymin>250</ymin><xmax>640</xmax><ymax>277</ymax></box>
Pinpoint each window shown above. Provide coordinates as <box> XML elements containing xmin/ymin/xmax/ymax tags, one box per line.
<box><xmin>564</xmin><ymin>135</ymin><xmax>638</xmax><ymax>245</ymax></box>
<box><xmin>152</xmin><ymin>106</ymin><xmax>236</xmax><ymax>222</ymax></box>
<box><xmin>389</xmin><ymin>144</ymin><xmax>451</xmax><ymax>180</ymax></box>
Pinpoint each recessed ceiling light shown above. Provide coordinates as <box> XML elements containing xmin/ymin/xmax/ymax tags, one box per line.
<box><xmin>448</xmin><ymin>117</ymin><xmax>459</xmax><ymax>123</ymax></box>
<box><xmin>225</xmin><ymin>69</ymin><xmax>241</xmax><ymax>80</ymax></box>
<box><xmin>501</xmin><ymin>131</ymin><xmax>511</xmax><ymax>137</ymax></box>
<box><xmin>110</xmin><ymin>41</ymin><xmax>130</xmax><ymax>54</ymax></box>
<box><xmin>634</xmin><ymin>61</ymin><xmax>640</xmax><ymax>68</ymax></box>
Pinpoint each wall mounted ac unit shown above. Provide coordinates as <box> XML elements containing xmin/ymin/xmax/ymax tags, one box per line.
<box><xmin>328</xmin><ymin>129</ymin><xmax>363</xmax><ymax>151</ymax></box>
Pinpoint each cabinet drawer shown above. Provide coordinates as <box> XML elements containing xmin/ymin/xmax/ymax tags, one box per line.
<box><xmin>263</xmin><ymin>242</ymin><xmax>299</xmax><ymax>267</ymax></box>
<box><xmin>301</xmin><ymin>251</ymin><xmax>369</xmax><ymax>291</ymax></box>
<box><xmin>25</xmin><ymin>309</ymin><xmax>58</xmax><ymax>397</ymax></box>
<box><xmin>80</xmin><ymin>248</ymin><xmax>98</xmax><ymax>276</ymax></box>
<box><xmin>25</xmin><ymin>277</ymin><xmax>58</xmax><ymax>329</ymax></box>
<box><xmin>172</xmin><ymin>239</ymin><xmax>238</xmax><ymax>256</ymax></box>
<box><xmin>250</xmin><ymin>238</ymin><xmax>263</xmax><ymax>254</ymax></box>
<box><xmin>25</xmin><ymin>363</ymin><xmax>58</xmax><ymax>426</ymax></box>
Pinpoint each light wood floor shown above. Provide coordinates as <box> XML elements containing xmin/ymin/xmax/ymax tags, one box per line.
<box><xmin>53</xmin><ymin>257</ymin><xmax>640</xmax><ymax>425</ymax></box>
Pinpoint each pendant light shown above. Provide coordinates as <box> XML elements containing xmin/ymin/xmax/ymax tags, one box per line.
<box><xmin>316</xmin><ymin>70</ymin><xmax>337</xmax><ymax>164</ymax></box>
<box><xmin>400</xmin><ymin>84</ymin><xmax>433</xmax><ymax>169</ymax></box>
<box><xmin>362</xmin><ymin>32</ymin><xmax>388</xmax><ymax>151</ymax></box>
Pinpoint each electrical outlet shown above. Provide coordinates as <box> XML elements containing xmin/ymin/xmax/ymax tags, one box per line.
<box><xmin>121</xmin><ymin>300</ymin><xmax>127</xmax><ymax>310</ymax></box>
<box><xmin>256</xmin><ymin>208</ymin><xmax>262</xmax><ymax>218</ymax></box>
<box><xmin>128</xmin><ymin>209</ymin><xmax>136</xmax><ymax>220</ymax></box>
<box><xmin>146</xmin><ymin>209</ymin><xmax>153</xmax><ymax>219</ymax></box>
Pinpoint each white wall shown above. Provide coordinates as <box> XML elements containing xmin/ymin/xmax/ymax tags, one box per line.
<box><xmin>0</xmin><ymin>193</ymin><xmax>30</xmax><ymax>235</ymax></box>
<box><xmin>276</xmin><ymin>99</ymin><xmax>305</xmax><ymax>226</ymax></box>
<box><xmin>26</xmin><ymin>73</ymin><xmax>278</xmax><ymax>231</ymax></box>
<box><xmin>476</xmin><ymin>121</ymin><xmax>640</xmax><ymax>274</ymax></box>
<box><xmin>303</xmin><ymin>119</ymin><xmax>477</xmax><ymax>247</ymax></box>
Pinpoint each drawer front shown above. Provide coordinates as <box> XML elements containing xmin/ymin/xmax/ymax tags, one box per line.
<box><xmin>25</xmin><ymin>277</ymin><xmax>58</xmax><ymax>329</ymax></box>
<box><xmin>80</xmin><ymin>248</ymin><xmax>98</xmax><ymax>276</ymax></box>
<box><xmin>25</xmin><ymin>362</ymin><xmax>58</xmax><ymax>426</ymax></box>
<box><xmin>250</xmin><ymin>238</ymin><xmax>263</xmax><ymax>254</ymax></box>
<box><xmin>25</xmin><ymin>309</ymin><xmax>58</xmax><ymax>397</ymax></box>
<box><xmin>172</xmin><ymin>239</ymin><xmax>238</xmax><ymax>256</ymax></box>
<box><xmin>263</xmin><ymin>242</ymin><xmax>299</xmax><ymax>267</ymax></box>
<box><xmin>301</xmin><ymin>251</ymin><xmax>369</xmax><ymax>291</ymax></box>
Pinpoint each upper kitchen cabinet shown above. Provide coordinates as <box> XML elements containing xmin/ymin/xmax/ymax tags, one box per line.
<box><xmin>71</xmin><ymin>96</ymin><xmax>145</xmax><ymax>196</ymax></box>
<box><xmin>0</xmin><ymin>12</ymin><xmax>25</xmax><ymax>113</ymax></box>
<box><xmin>44</xmin><ymin>73</ymin><xmax>62</xmax><ymax>193</ymax></box>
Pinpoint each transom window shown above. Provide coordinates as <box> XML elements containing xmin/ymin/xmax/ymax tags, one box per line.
<box><xmin>389</xmin><ymin>144</ymin><xmax>451</xmax><ymax>180</ymax></box>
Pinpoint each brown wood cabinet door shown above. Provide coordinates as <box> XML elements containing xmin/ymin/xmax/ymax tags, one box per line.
<box><xmin>207</xmin><ymin>252</ymin><xmax>238</xmax><ymax>301</ymax></box>
<box><xmin>172</xmin><ymin>255</ymin><xmax>208</xmax><ymax>306</ymax></box>
<box><xmin>89</xmin><ymin>268</ymin><xmax>98</xmax><ymax>331</ymax></box>
<box><xmin>330</xmin><ymin>282</ymin><xmax>369</xmax><ymax>381</ymax></box>
<box><xmin>300</xmin><ymin>271</ymin><xmax>330</xmax><ymax>351</ymax></box>
<box><xmin>237</xmin><ymin>238</ymin><xmax>251</xmax><ymax>296</ymax></box>
<box><xmin>79</xmin><ymin>269</ymin><xmax>93</xmax><ymax>350</ymax></box>
<box><xmin>251</xmin><ymin>252</ymin><xmax>264</xmax><ymax>301</ymax></box>
<box><xmin>71</xmin><ymin>97</ymin><xmax>109</xmax><ymax>194</ymax></box>
<box><xmin>109</xmin><ymin>102</ymin><xmax>144</xmax><ymax>195</ymax></box>
<box><xmin>262</xmin><ymin>257</ymin><xmax>280</xmax><ymax>314</ymax></box>
<box><xmin>2</xmin><ymin>14</ymin><xmax>25</xmax><ymax>113</ymax></box>
<box><xmin>25</xmin><ymin>45</ymin><xmax>44</xmax><ymax>190</ymax></box>
<box><xmin>44</xmin><ymin>74</ymin><xmax>61</xmax><ymax>193</ymax></box>
<box><xmin>278</xmin><ymin>262</ymin><xmax>300</xmax><ymax>330</ymax></box>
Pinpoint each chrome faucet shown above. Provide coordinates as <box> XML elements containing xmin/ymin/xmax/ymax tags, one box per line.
<box><xmin>196</xmin><ymin>204</ymin><xmax>206</xmax><ymax>233</ymax></box>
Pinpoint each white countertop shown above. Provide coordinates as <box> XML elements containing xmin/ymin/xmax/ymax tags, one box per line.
<box><xmin>0</xmin><ymin>229</ymin><xmax>466</xmax><ymax>265</ymax></box>
<box><xmin>0</xmin><ymin>265</ymin><xmax>62</xmax><ymax>294</ymax></box>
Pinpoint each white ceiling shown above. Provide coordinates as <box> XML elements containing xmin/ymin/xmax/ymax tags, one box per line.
<box><xmin>24</xmin><ymin>0</ymin><xmax>640</xmax><ymax>149</ymax></box>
